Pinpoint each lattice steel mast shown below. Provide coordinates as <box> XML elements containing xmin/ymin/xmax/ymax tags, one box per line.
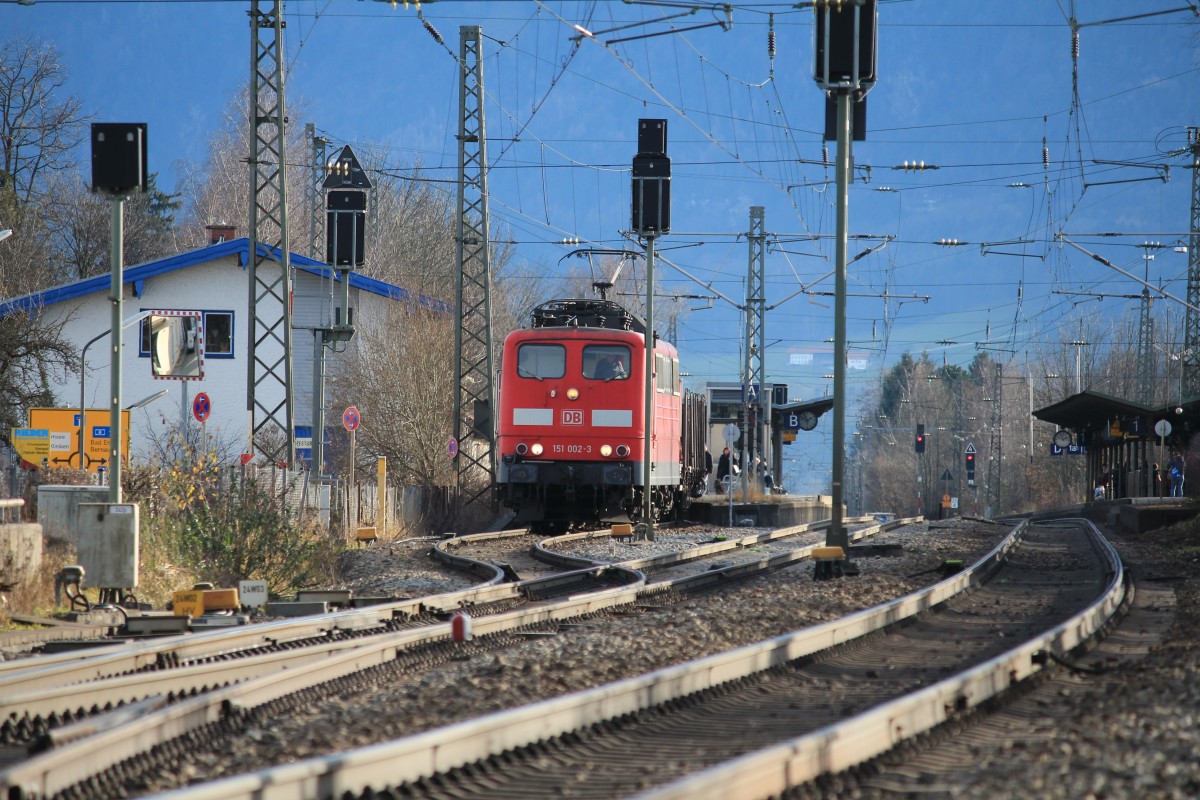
<box><xmin>985</xmin><ymin>364</ymin><xmax>1003</xmax><ymax>515</ymax></box>
<box><xmin>742</xmin><ymin>206</ymin><xmax>768</xmax><ymax>495</ymax></box>
<box><xmin>1136</xmin><ymin>242</ymin><xmax>1161</xmax><ymax>405</ymax></box>
<box><xmin>1184</xmin><ymin>127</ymin><xmax>1200</xmax><ymax>400</ymax></box>
<box><xmin>246</xmin><ymin>0</ymin><xmax>295</xmax><ymax>466</ymax></box>
<box><xmin>452</xmin><ymin>25</ymin><xmax>497</xmax><ymax>507</ymax></box>
<box><xmin>305</xmin><ymin>123</ymin><xmax>328</xmax><ymax>260</ymax></box>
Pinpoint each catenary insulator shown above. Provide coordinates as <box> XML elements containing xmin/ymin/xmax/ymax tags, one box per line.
<box><xmin>423</xmin><ymin>19</ymin><xmax>444</xmax><ymax>44</ymax></box>
<box><xmin>1071</xmin><ymin>32</ymin><xmax>1079</xmax><ymax>61</ymax></box>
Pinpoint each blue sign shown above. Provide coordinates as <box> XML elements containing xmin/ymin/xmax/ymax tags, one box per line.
<box><xmin>74</xmin><ymin>413</ymin><xmax>82</xmax><ymax>426</ymax></box>
<box><xmin>293</xmin><ymin>426</ymin><xmax>329</xmax><ymax>465</ymax></box>
<box><xmin>1050</xmin><ymin>444</ymin><xmax>1088</xmax><ymax>456</ymax></box>
<box><xmin>92</xmin><ymin>426</ymin><xmax>111</xmax><ymax>439</ymax></box>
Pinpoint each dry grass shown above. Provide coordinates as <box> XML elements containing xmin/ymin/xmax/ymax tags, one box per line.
<box><xmin>0</xmin><ymin>539</ymin><xmax>78</xmax><ymax>628</ymax></box>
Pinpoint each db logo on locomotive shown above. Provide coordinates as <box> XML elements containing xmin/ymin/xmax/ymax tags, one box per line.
<box><xmin>561</xmin><ymin>409</ymin><xmax>584</xmax><ymax>425</ymax></box>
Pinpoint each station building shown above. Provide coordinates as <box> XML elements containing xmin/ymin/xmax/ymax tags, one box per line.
<box><xmin>1</xmin><ymin>231</ymin><xmax>446</xmax><ymax>472</ymax></box>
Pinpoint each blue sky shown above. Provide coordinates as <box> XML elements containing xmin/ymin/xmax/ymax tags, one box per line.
<box><xmin>6</xmin><ymin>1</ymin><xmax>1199</xmax><ymax>491</ymax></box>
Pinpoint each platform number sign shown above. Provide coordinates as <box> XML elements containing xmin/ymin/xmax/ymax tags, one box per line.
<box><xmin>343</xmin><ymin>406</ymin><xmax>361</xmax><ymax>432</ymax></box>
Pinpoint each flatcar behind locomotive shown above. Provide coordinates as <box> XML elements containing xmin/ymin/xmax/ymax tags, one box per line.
<box><xmin>496</xmin><ymin>298</ymin><xmax>707</xmax><ymax>530</ymax></box>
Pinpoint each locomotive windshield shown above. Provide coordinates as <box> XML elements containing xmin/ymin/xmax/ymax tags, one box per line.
<box><xmin>584</xmin><ymin>345</ymin><xmax>631</xmax><ymax>380</ymax></box>
<box><xmin>516</xmin><ymin>343</ymin><xmax>565</xmax><ymax>380</ymax></box>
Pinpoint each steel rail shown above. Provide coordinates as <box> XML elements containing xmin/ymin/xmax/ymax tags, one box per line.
<box><xmin>0</xmin><ymin>530</ymin><xmax>530</xmax><ymax>690</ymax></box>
<box><xmin>634</xmin><ymin>518</ymin><xmax>1126</xmax><ymax>800</ymax></box>
<box><xmin>0</xmin><ymin>518</ymin><xmax>901</xmax><ymax>798</ymax></box>
<box><xmin>44</xmin><ymin>517</ymin><xmax>983</xmax><ymax>800</ymax></box>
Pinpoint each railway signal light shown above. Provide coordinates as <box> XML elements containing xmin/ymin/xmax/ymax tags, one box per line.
<box><xmin>966</xmin><ymin>451</ymin><xmax>976</xmax><ymax>481</ymax></box>
<box><xmin>915</xmin><ymin>423</ymin><xmax>925</xmax><ymax>453</ymax></box>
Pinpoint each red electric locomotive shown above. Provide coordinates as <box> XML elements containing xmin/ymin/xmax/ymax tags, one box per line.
<box><xmin>497</xmin><ymin>298</ymin><xmax>707</xmax><ymax>530</ymax></box>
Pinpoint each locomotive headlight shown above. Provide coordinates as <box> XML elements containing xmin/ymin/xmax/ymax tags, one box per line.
<box><xmin>566</xmin><ymin>387</ymin><xmax>579</xmax><ymax>400</ymax></box>
<box><xmin>615</xmin><ymin>444</ymin><xmax>630</xmax><ymax>458</ymax></box>
<box><xmin>531</xmin><ymin>443</ymin><xmax>544</xmax><ymax>456</ymax></box>
<box><xmin>600</xmin><ymin>444</ymin><xmax>613</xmax><ymax>457</ymax></box>
<box><xmin>515</xmin><ymin>443</ymin><xmax>528</xmax><ymax>456</ymax></box>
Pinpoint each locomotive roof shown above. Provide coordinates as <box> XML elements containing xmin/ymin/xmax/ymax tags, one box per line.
<box><xmin>529</xmin><ymin>299</ymin><xmax>647</xmax><ymax>333</ymax></box>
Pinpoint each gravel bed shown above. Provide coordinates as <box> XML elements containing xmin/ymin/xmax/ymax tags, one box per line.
<box><xmin>555</xmin><ymin>524</ymin><xmax>777</xmax><ymax>563</ymax></box>
<box><xmin>334</xmin><ymin>536</ymin><xmax>482</xmax><ymax>597</ymax></box>
<box><xmin>131</xmin><ymin>518</ymin><xmax>1009</xmax><ymax>795</ymax></box>
<box><xmin>817</xmin><ymin>516</ymin><xmax>1200</xmax><ymax>800</ymax></box>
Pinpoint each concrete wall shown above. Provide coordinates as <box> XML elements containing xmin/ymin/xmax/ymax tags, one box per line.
<box><xmin>37</xmin><ymin>485</ymin><xmax>110</xmax><ymax>546</ymax></box>
<box><xmin>690</xmin><ymin>497</ymin><xmax>835</xmax><ymax>527</ymax></box>
<box><xmin>0</xmin><ymin>523</ymin><xmax>42</xmax><ymax>588</ymax></box>
<box><xmin>1117</xmin><ymin>502</ymin><xmax>1200</xmax><ymax>534</ymax></box>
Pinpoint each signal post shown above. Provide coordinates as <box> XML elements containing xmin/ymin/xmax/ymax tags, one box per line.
<box><xmin>812</xmin><ymin>0</ymin><xmax>877</xmax><ymax>568</ymax></box>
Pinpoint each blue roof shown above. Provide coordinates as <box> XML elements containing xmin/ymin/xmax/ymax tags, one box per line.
<box><xmin>0</xmin><ymin>237</ymin><xmax>451</xmax><ymax>315</ymax></box>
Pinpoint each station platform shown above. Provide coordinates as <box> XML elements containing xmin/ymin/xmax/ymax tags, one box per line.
<box><xmin>1035</xmin><ymin>497</ymin><xmax>1199</xmax><ymax>534</ymax></box>
<box><xmin>688</xmin><ymin>494</ymin><xmax>835</xmax><ymax>528</ymax></box>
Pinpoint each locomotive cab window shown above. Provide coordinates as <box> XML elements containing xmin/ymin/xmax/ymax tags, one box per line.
<box><xmin>584</xmin><ymin>345</ymin><xmax>631</xmax><ymax>380</ymax></box>
<box><xmin>516</xmin><ymin>343</ymin><xmax>566</xmax><ymax>379</ymax></box>
<box><xmin>655</xmin><ymin>353</ymin><xmax>671</xmax><ymax>393</ymax></box>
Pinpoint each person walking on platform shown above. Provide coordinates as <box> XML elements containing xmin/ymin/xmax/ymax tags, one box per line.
<box><xmin>1169</xmin><ymin>453</ymin><xmax>1186</xmax><ymax>497</ymax></box>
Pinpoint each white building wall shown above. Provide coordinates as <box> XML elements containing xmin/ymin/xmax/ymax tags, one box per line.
<box><xmin>33</xmin><ymin>249</ymin><xmax>410</xmax><ymax>471</ymax></box>
<box><xmin>40</xmin><ymin>255</ymin><xmax>319</xmax><ymax>464</ymax></box>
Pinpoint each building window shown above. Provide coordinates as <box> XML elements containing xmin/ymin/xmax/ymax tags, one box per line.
<box><xmin>205</xmin><ymin>312</ymin><xmax>233</xmax><ymax>357</ymax></box>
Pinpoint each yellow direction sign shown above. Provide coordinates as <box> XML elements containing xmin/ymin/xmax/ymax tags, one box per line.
<box><xmin>10</xmin><ymin>428</ymin><xmax>51</xmax><ymax>464</ymax></box>
<box><xmin>28</xmin><ymin>408</ymin><xmax>131</xmax><ymax>472</ymax></box>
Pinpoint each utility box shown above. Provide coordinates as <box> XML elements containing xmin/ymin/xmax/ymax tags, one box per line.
<box><xmin>631</xmin><ymin>154</ymin><xmax>671</xmax><ymax>235</ymax></box>
<box><xmin>91</xmin><ymin>123</ymin><xmax>147</xmax><ymax>195</ymax></box>
<box><xmin>326</xmin><ymin>189</ymin><xmax>367</xmax><ymax>267</ymax></box>
<box><xmin>76</xmin><ymin>503</ymin><xmax>139</xmax><ymax>590</ymax></box>
<box><xmin>637</xmin><ymin>118</ymin><xmax>667</xmax><ymax>155</ymax></box>
<box><xmin>37</xmin><ymin>485</ymin><xmax>110</xmax><ymax>546</ymax></box>
<box><xmin>813</xmin><ymin>0</ymin><xmax>877</xmax><ymax>91</ymax></box>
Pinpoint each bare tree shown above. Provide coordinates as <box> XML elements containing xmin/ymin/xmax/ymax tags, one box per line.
<box><xmin>0</xmin><ymin>37</ymin><xmax>88</xmax><ymax>434</ymax></box>
<box><xmin>175</xmin><ymin>86</ymin><xmax>310</xmax><ymax>250</ymax></box>
<box><xmin>0</xmin><ymin>308</ymin><xmax>75</xmax><ymax>432</ymax></box>
<box><xmin>0</xmin><ymin>37</ymin><xmax>89</xmax><ymax>204</ymax></box>
<box><xmin>328</xmin><ymin>303</ymin><xmax>456</xmax><ymax>489</ymax></box>
<box><xmin>40</xmin><ymin>172</ymin><xmax>181</xmax><ymax>281</ymax></box>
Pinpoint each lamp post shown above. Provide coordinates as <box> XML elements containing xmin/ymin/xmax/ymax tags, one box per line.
<box><xmin>126</xmin><ymin>389</ymin><xmax>168</xmax><ymax>411</ymax></box>
<box><xmin>78</xmin><ymin>311</ymin><xmax>153</xmax><ymax>474</ymax></box>
<box><xmin>78</xmin><ymin>330</ymin><xmax>110</xmax><ymax>472</ymax></box>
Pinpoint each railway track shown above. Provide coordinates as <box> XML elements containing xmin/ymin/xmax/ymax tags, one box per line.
<box><xmin>0</xmin><ymin>516</ymin><xmax>907</xmax><ymax>798</ymax></box>
<box><xmin>79</xmin><ymin>516</ymin><xmax>1121</xmax><ymax>800</ymax></box>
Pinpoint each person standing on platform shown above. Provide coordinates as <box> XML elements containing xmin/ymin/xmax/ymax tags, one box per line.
<box><xmin>716</xmin><ymin>446</ymin><xmax>736</xmax><ymax>494</ymax></box>
<box><xmin>703</xmin><ymin>445</ymin><xmax>713</xmax><ymax>494</ymax></box>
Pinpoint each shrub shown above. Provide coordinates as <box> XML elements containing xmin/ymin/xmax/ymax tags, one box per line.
<box><xmin>127</xmin><ymin>442</ymin><xmax>341</xmax><ymax>599</ymax></box>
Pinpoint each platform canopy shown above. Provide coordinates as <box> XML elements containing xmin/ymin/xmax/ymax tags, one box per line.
<box><xmin>1032</xmin><ymin>390</ymin><xmax>1155</xmax><ymax>431</ymax></box>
